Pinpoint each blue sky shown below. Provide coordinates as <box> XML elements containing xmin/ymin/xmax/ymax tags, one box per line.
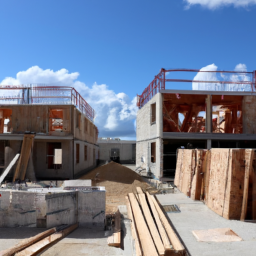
<box><xmin>0</xmin><ymin>0</ymin><xmax>256</xmax><ymax>139</ymax></box>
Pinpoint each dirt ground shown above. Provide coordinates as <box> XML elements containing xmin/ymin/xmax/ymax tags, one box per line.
<box><xmin>80</xmin><ymin>161</ymin><xmax>151</xmax><ymax>214</ymax></box>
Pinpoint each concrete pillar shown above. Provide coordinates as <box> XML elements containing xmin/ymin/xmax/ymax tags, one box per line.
<box><xmin>206</xmin><ymin>95</ymin><xmax>212</xmax><ymax>133</ymax></box>
<box><xmin>207</xmin><ymin>139</ymin><xmax>212</xmax><ymax>149</ymax></box>
<box><xmin>157</xmin><ymin>93</ymin><xmax>163</xmax><ymax>138</ymax></box>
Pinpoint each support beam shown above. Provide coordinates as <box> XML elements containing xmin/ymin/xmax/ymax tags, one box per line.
<box><xmin>0</xmin><ymin>154</ymin><xmax>20</xmax><ymax>184</ymax></box>
<box><xmin>206</xmin><ymin>95</ymin><xmax>212</xmax><ymax>133</ymax></box>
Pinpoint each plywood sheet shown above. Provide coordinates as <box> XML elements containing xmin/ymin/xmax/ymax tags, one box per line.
<box><xmin>192</xmin><ymin>228</ymin><xmax>242</xmax><ymax>242</ymax></box>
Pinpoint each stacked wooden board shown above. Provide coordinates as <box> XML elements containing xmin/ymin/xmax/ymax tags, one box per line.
<box><xmin>125</xmin><ymin>187</ymin><xmax>185</xmax><ymax>256</ymax></box>
<box><xmin>174</xmin><ymin>148</ymin><xmax>256</xmax><ymax>221</ymax></box>
<box><xmin>0</xmin><ymin>223</ymin><xmax>78</xmax><ymax>256</ymax></box>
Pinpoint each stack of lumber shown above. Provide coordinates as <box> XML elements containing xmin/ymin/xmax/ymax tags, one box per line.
<box><xmin>0</xmin><ymin>223</ymin><xmax>78</xmax><ymax>256</ymax></box>
<box><xmin>126</xmin><ymin>187</ymin><xmax>185</xmax><ymax>256</ymax></box>
<box><xmin>174</xmin><ymin>148</ymin><xmax>256</xmax><ymax>221</ymax></box>
<box><xmin>107</xmin><ymin>210</ymin><xmax>121</xmax><ymax>247</ymax></box>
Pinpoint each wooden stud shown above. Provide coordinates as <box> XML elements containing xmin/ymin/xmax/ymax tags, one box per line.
<box><xmin>241</xmin><ymin>149</ymin><xmax>254</xmax><ymax>221</ymax></box>
<box><xmin>138</xmin><ymin>191</ymin><xmax>165</xmax><ymax>256</ymax></box>
<box><xmin>146</xmin><ymin>192</ymin><xmax>172</xmax><ymax>251</ymax></box>
<box><xmin>128</xmin><ymin>193</ymin><xmax>158</xmax><ymax>256</ymax></box>
<box><xmin>151</xmin><ymin>195</ymin><xmax>185</xmax><ymax>252</ymax></box>
<box><xmin>125</xmin><ymin>196</ymin><xmax>142</xmax><ymax>256</ymax></box>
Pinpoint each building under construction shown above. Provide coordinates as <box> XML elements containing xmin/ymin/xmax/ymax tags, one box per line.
<box><xmin>136</xmin><ymin>68</ymin><xmax>256</xmax><ymax>181</ymax></box>
<box><xmin>0</xmin><ymin>85</ymin><xmax>99</xmax><ymax>181</ymax></box>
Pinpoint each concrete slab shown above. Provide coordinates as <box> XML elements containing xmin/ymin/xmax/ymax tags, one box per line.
<box><xmin>156</xmin><ymin>192</ymin><xmax>256</xmax><ymax>256</ymax></box>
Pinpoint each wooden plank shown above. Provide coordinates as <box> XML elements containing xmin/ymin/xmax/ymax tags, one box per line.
<box><xmin>0</xmin><ymin>154</ymin><xmax>20</xmax><ymax>184</ymax></box>
<box><xmin>125</xmin><ymin>196</ymin><xmax>142</xmax><ymax>256</ymax></box>
<box><xmin>0</xmin><ymin>227</ymin><xmax>57</xmax><ymax>256</ymax></box>
<box><xmin>241</xmin><ymin>149</ymin><xmax>254</xmax><ymax>221</ymax></box>
<box><xmin>151</xmin><ymin>195</ymin><xmax>185</xmax><ymax>253</ymax></box>
<box><xmin>146</xmin><ymin>192</ymin><xmax>172</xmax><ymax>251</ymax></box>
<box><xmin>136</xmin><ymin>187</ymin><xmax>144</xmax><ymax>195</ymax></box>
<box><xmin>128</xmin><ymin>193</ymin><xmax>158</xmax><ymax>256</ymax></box>
<box><xmin>138</xmin><ymin>191</ymin><xmax>165</xmax><ymax>256</ymax></box>
<box><xmin>108</xmin><ymin>209</ymin><xmax>121</xmax><ymax>247</ymax></box>
<box><xmin>15</xmin><ymin>223</ymin><xmax>78</xmax><ymax>256</ymax></box>
<box><xmin>13</xmin><ymin>134</ymin><xmax>35</xmax><ymax>181</ymax></box>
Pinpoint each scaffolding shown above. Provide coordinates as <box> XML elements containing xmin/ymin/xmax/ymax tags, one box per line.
<box><xmin>0</xmin><ymin>85</ymin><xmax>95</xmax><ymax>121</ymax></box>
<box><xmin>137</xmin><ymin>68</ymin><xmax>256</xmax><ymax>108</ymax></box>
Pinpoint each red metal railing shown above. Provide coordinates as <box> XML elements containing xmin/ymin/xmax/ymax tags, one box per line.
<box><xmin>0</xmin><ymin>85</ymin><xmax>95</xmax><ymax>121</ymax></box>
<box><xmin>137</xmin><ymin>69</ymin><xmax>256</xmax><ymax>108</ymax></box>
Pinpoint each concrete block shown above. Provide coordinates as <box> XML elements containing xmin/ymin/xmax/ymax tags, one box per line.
<box><xmin>63</xmin><ymin>179</ymin><xmax>92</xmax><ymax>187</ymax></box>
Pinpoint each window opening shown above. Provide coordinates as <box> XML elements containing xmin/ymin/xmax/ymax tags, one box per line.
<box><xmin>49</xmin><ymin>109</ymin><xmax>63</xmax><ymax>132</ymax></box>
<box><xmin>0</xmin><ymin>109</ymin><xmax>12</xmax><ymax>134</ymax></box>
<box><xmin>76</xmin><ymin>143</ymin><xmax>80</xmax><ymax>164</ymax></box>
<box><xmin>151</xmin><ymin>103</ymin><xmax>156</xmax><ymax>123</ymax></box>
<box><xmin>84</xmin><ymin>145</ymin><xmax>87</xmax><ymax>161</ymax></box>
<box><xmin>47</xmin><ymin>142</ymin><xmax>62</xmax><ymax>169</ymax></box>
<box><xmin>151</xmin><ymin>142</ymin><xmax>156</xmax><ymax>163</ymax></box>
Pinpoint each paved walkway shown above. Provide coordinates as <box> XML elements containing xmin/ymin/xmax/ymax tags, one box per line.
<box><xmin>156</xmin><ymin>192</ymin><xmax>256</xmax><ymax>256</ymax></box>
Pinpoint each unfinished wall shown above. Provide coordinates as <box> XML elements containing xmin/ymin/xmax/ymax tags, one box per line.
<box><xmin>78</xmin><ymin>191</ymin><xmax>105</xmax><ymax>228</ymax></box>
<box><xmin>45</xmin><ymin>191</ymin><xmax>77</xmax><ymax>228</ymax></box>
<box><xmin>243</xmin><ymin>96</ymin><xmax>256</xmax><ymax>134</ymax></box>
<box><xmin>136</xmin><ymin>138</ymin><xmax>162</xmax><ymax>179</ymax></box>
<box><xmin>73</xmin><ymin>140</ymin><xmax>99</xmax><ymax>177</ymax></box>
<box><xmin>73</xmin><ymin>108</ymin><xmax>98</xmax><ymax>144</ymax></box>
<box><xmin>98</xmin><ymin>141</ymin><xmax>135</xmax><ymax>163</ymax></box>
<box><xmin>0</xmin><ymin>190</ymin><xmax>37</xmax><ymax>227</ymax></box>
<box><xmin>34</xmin><ymin>140</ymin><xmax>73</xmax><ymax>179</ymax></box>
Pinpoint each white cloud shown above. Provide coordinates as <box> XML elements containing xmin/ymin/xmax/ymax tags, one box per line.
<box><xmin>192</xmin><ymin>63</ymin><xmax>219</xmax><ymax>90</ymax></box>
<box><xmin>184</xmin><ymin>0</ymin><xmax>256</xmax><ymax>9</ymax></box>
<box><xmin>0</xmin><ymin>66</ymin><xmax>137</xmax><ymax>138</ymax></box>
<box><xmin>192</xmin><ymin>63</ymin><xmax>252</xmax><ymax>91</ymax></box>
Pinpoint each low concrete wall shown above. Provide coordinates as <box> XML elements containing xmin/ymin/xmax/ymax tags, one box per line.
<box><xmin>0</xmin><ymin>190</ymin><xmax>37</xmax><ymax>227</ymax></box>
<box><xmin>78</xmin><ymin>190</ymin><xmax>105</xmax><ymax>229</ymax></box>
<box><xmin>0</xmin><ymin>186</ymin><xmax>106</xmax><ymax>229</ymax></box>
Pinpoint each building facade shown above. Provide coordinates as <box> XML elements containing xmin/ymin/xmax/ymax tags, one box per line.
<box><xmin>0</xmin><ymin>86</ymin><xmax>99</xmax><ymax>180</ymax></box>
<box><xmin>136</xmin><ymin>68</ymin><xmax>256</xmax><ymax>181</ymax></box>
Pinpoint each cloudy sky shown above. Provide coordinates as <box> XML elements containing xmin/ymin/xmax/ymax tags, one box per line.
<box><xmin>0</xmin><ymin>0</ymin><xmax>256</xmax><ymax>139</ymax></box>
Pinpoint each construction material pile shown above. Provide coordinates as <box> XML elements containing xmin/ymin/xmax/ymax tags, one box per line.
<box><xmin>124</xmin><ymin>187</ymin><xmax>185</xmax><ymax>256</ymax></box>
<box><xmin>175</xmin><ymin>148</ymin><xmax>256</xmax><ymax>221</ymax></box>
<box><xmin>80</xmin><ymin>161</ymin><xmax>151</xmax><ymax>214</ymax></box>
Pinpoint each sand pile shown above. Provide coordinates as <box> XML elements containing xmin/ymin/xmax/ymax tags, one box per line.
<box><xmin>80</xmin><ymin>161</ymin><xmax>151</xmax><ymax>214</ymax></box>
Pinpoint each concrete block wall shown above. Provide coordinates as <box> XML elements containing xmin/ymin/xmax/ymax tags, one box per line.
<box><xmin>0</xmin><ymin>190</ymin><xmax>37</xmax><ymax>227</ymax></box>
<box><xmin>45</xmin><ymin>191</ymin><xmax>77</xmax><ymax>228</ymax></box>
<box><xmin>78</xmin><ymin>191</ymin><xmax>105</xmax><ymax>228</ymax></box>
<box><xmin>243</xmin><ymin>96</ymin><xmax>256</xmax><ymax>134</ymax></box>
<box><xmin>0</xmin><ymin>188</ymin><xmax>106</xmax><ymax>229</ymax></box>
<box><xmin>136</xmin><ymin>138</ymin><xmax>162</xmax><ymax>180</ymax></box>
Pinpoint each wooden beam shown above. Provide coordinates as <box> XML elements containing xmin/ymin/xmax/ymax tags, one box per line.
<box><xmin>108</xmin><ymin>209</ymin><xmax>121</xmax><ymax>247</ymax></box>
<box><xmin>151</xmin><ymin>195</ymin><xmax>185</xmax><ymax>252</ymax></box>
<box><xmin>13</xmin><ymin>134</ymin><xmax>35</xmax><ymax>181</ymax></box>
<box><xmin>0</xmin><ymin>227</ymin><xmax>57</xmax><ymax>256</ymax></box>
<box><xmin>136</xmin><ymin>187</ymin><xmax>144</xmax><ymax>195</ymax></box>
<box><xmin>241</xmin><ymin>149</ymin><xmax>254</xmax><ymax>221</ymax></box>
<box><xmin>125</xmin><ymin>196</ymin><xmax>142</xmax><ymax>256</ymax></box>
<box><xmin>138</xmin><ymin>192</ymin><xmax>165</xmax><ymax>256</ymax></box>
<box><xmin>128</xmin><ymin>193</ymin><xmax>158</xmax><ymax>256</ymax></box>
<box><xmin>15</xmin><ymin>223</ymin><xmax>78</xmax><ymax>256</ymax></box>
<box><xmin>146</xmin><ymin>192</ymin><xmax>172</xmax><ymax>251</ymax></box>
